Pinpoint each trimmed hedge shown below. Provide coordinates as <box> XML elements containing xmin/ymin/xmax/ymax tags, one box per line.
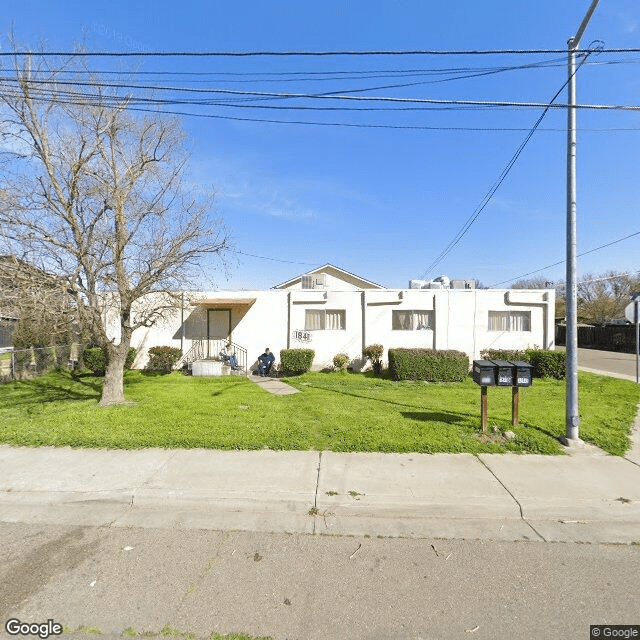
<box><xmin>388</xmin><ymin>348</ymin><xmax>469</xmax><ymax>382</ymax></box>
<box><xmin>146</xmin><ymin>346</ymin><xmax>182</xmax><ymax>371</ymax></box>
<box><xmin>280</xmin><ymin>348</ymin><xmax>315</xmax><ymax>375</ymax></box>
<box><xmin>81</xmin><ymin>346</ymin><xmax>137</xmax><ymax>375</ymax></box>
<box><xmin>480</xmin><ymin>348</ymin><xmax>566</xmax><ymax>379</ymax></box>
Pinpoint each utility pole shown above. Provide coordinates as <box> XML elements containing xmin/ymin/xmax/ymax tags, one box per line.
<box><xmin>561</xmin><ymin>0</ymin><xmax>599</xmax><ymax>447</ymax></box>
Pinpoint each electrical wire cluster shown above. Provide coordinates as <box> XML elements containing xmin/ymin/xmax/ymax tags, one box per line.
<box><xmin>1</xmin><ymin>47</ymin><xmax>638</xmax><ymax>280</ymax></box>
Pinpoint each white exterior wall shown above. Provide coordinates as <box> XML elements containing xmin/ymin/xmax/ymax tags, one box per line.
<box><xmin>112</xmin><ymin>283</ymin><xmax>555</xmax><ymax>371</ymax></box>
<box><xmin>289</xmin><ymin>289</ymin><xmax>364</xmax><ymax>368</ymax></box>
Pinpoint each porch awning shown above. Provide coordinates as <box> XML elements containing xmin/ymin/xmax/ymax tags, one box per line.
<box><xmin>194</xmin><ymin>298</ymin><xmax>256</xmax><ymax>308</ymax></box>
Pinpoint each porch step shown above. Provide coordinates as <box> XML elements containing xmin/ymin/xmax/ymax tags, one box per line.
<box><xmin>190</xmin><ymin>359</ymin><xmax>246</xmax><ymax>377</ymax></box>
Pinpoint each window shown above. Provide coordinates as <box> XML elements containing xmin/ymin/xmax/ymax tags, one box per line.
<box><xmin>305</xmin><ymin>309</ymin><xmax>345</xmax><ymax>330</ymax></box>
<box><xmin>488</xmin><ymin>311</ymin><xmax>531</xmax><ymax>332</ymax></box>
<box><xmin>392</xmin><ymin>310</ymin><xmax>433</xmax><ymax>331</ymax></box>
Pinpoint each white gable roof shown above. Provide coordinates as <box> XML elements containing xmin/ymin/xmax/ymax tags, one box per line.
<box><xmin>273</xmin><ymin>263</ymin><xmax>385</xmax><ymax>290</ymax></box>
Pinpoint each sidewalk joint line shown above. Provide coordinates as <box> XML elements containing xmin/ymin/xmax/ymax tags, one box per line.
<box><xmin>475</xmin><ymin>455</ymin><xmax>547</xmax><ymax>542</ymax></box>
<box><xmin>312</xmin><ymin>451</ymin><xmax>323</xmax><ymax>535</ymax></box>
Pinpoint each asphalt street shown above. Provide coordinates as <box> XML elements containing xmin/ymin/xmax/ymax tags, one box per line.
<box><xmin>1</xmin><ymin>522</ymin><xmax>639</xmax><ymax>640</ymax></box>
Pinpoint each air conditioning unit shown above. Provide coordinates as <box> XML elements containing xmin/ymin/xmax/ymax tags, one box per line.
<box><xmin>302</xmin><ymin>273</ymin><xmax>326</xmax><ymax>289</ymax></box>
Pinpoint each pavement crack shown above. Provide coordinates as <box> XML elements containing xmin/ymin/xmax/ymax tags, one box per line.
<box><xmin>312</xmin><ymin>451</ymin><xmax>323</xmax><ymax>535</ymax></box>
<box><xmin>475</xmin><ymin>455</ymin><xmax>547</xmax><ymax>542</ymax></box>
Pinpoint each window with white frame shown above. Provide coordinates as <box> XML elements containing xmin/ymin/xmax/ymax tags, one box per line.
<box><xmin>305</xmin><ymin>309</ymin><xmax>346</xmax><ymax>330</ymax></box>
<box><xmin>488</xmin><ymin>310</ymin><xmax>531</xmax><ymax>332</ymax></box>
<box><xmin>392</xmin><ymin>310</ymin><xmax>434</xmax><ymax>330</ymax></box>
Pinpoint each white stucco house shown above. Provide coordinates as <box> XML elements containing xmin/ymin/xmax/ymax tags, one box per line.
<box><xmin>118</xmin><ymin>264</ymin><xmax>555</xmax><ymax>373</ymax></box>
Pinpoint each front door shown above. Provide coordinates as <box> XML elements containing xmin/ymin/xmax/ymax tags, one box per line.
<box><xmin>207</xmin><ymin>309</ymin><xmax>231</xmax><ymax>357</ymax></box>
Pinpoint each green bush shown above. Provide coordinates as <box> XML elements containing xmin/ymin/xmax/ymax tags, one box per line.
<box><xmin>13</xmin><ymin>349</ymin><xmax>32</xmax><ymax>379</ymax></box>
<box><xmin>332</xmin><ymin>353</ymin><xmax>349</xmax><ymax>371</ymax></box>
<box><xmin>480</xmin><ymin>348</ymin><xmax>526</xmax><ymax>362</ymax></box>
<box><xmin>363</xmin><ymin>344</ymin><xmax>384</xmax><ymax>374</ymax></box>
<box><xmin>81</xmin><ymin>345</ymin><xmax>137</xmax><ymax>375</ymax></box>
<box><xmin>34</xmin><ymin>346</ymin><xmax>56</xmax><ymax>374</ymax></box>
<box><xmin>146</xmin><ymin>346</ymin><xmax>182</xmax><ymax>371</ymax></box>
<box><xmin>480</xmin><ymin>348</ymin><xmax>565</xmax><ymax>379</ymax></box>
<box><xmin>525</xmin><ymin>349</ymin><xmax>566</xmax><ymax>379</ymax></box>
<box><xmin>388</xmin><ymin>348</ymin><xmax>469</xmax><ymax>382</ymax></box>
<box><xmin>280</xmin><ymin>348</ymin><xmax>315</xmax><ymax>375</ymax></box>
<box><xmin>54</xmin><ymin>344</ymin><xmax>72</xmax><ymax>369</ymax></box>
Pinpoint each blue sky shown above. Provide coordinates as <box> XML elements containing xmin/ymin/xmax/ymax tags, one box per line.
<box><xmin>3</xmin><ymin>0</ymin><xmax>639</xmax><ymax>290</ymax></box>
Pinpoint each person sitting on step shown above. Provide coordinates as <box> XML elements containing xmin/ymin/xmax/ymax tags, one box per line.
<box><xmin>220</xmin><ymin>342</ymin><xmax>239</xmax><ymax>370</ymax></box>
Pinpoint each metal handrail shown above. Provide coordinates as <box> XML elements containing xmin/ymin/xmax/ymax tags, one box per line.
<box><xmin>177</xmin><ymin>339</ymin><xmax>247</xmax><ymax>372</ymax></box>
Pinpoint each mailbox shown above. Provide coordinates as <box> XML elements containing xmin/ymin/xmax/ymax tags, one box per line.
<box><xmin>510</xmin><ymin>361</ymin><xmax>533</xmax><ymax>387</ymax></box>
<box><xmin>472</xmin><ymin>360</ymin><xmax>496</xmax><ymax>386</ymax></box>
<box><xmin>492</xmin><ymin>360</ymin><xmax>515</xmax><ymax>386</ymax></box>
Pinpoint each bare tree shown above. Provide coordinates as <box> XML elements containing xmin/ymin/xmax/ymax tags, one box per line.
<box><xmin>0</xmin><ymin>51</ymin><xmax>229</xmax><ymax>404</ymax></box>
<box><xmin>577</xmin><ymin>270</ymin><xmax>640</xmax><ymax>325</ymax></box>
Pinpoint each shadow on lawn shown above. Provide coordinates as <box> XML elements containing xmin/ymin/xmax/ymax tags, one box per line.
<box><xmin>302</xmin><ymin>381</ymin><xmax>475</xmax><ymax>420</ymax></box>
<box><xmin>4</xmin><ymin>372</ymin><xmax>102</xmax><ymax>405</ymax></box>
<box><xmin>401</xmin><ymin>411</ymin><xmax>466</xmax><ymax>424</ymax></box>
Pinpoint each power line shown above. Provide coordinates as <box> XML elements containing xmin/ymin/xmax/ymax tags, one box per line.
<box><xmin>230</xmin><ymin>250</ymin><xmax>320</xmax><ymax>266</ymax></box>
<box><xmin>4</xmin><ymin>77</ymin><xmax>640</xmax><ymax>111</ymax></box>
<box><xmin>3</xmin><ymin>48</ymin><xmax>640</xmax><ymax>57</ymax></box>
<box><xmin>488</xmin><ymin>230</ymin><xmax>640</xmax><ymax>287</ymax></box>
<box><xmin>419</xmin><ymin>50</ymin><xmax>599</xmax><ymax>279</ymax></box>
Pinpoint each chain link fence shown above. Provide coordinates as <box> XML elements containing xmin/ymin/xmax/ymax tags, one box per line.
<box><xmin>0</xmin><ymin>344</ymin><xmax>84</xmax><ymax>383</ymax></box>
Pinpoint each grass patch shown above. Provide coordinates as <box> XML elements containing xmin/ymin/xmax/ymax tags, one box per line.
<box><xmin>0</xmin><ymin>369</ymin><xmax>638</xmax><ymax>455</ymax></box>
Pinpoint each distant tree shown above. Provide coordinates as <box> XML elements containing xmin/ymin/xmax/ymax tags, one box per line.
<box><xmin>0</xmin><ymin>49</ymin><xmax>229</xmax><ymax>404</ymax></box>
<box><xmin>577</xmin><ymin>270</ymin><xmax>640</xmax><ymax>325</ymax></box>
<box><xmin>511</xmin><ymin>276</ymin><xmax>553</xmax><ymax>289</ymax></box>
<box><xmin>0</xmin><ymin>255</ymin><xmax>74</xmax><ymax>348</ymax></box>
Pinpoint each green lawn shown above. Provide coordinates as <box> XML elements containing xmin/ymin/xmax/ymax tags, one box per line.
<box><xmin>0</xmin><ymin>369</ymin><xmax>638</xmax><ymax>455</ymax></box>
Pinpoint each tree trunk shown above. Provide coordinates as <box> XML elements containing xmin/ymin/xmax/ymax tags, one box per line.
<box><xmin>99</xmin><ymin>341</ymin><xmax>129</xmax><ymax>406</ymax></box>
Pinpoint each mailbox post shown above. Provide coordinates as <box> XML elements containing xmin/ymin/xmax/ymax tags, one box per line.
<box><xmin>509</xmin><ymin>361</ymin><xmax>533</xmax><ymax>426</ymax></box>
<box><xmin>472</xmin><ymin>360</ymin><xmax>496</xmax><ymax>433</ymax></box>
<box><xmin>472</xmin><ymin>360</ymin><xmax>533</xmax><ymax>431</ymax></box>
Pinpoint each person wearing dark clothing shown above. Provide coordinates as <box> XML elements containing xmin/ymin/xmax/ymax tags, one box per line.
<box><xmin>257</xmin><ymin>348</ymin><xmax>275</xmax><ymax>377</ymax></box>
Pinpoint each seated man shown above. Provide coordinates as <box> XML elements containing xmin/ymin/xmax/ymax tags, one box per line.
<box><xmin>219</xmin><ymin>342</ymin><xmax>239</xmax><ymax>370</ymax></box>
<box><xmin>257</xmin><ymin>347</ymin><xmax>275</xmax><ymax>377</ymax></box>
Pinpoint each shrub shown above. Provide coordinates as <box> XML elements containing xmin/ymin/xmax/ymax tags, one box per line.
<box><xmin>81</xmin><ymin>345</ymin><xmax>137</xmax><ymax>375</ymax></box>
<box><xmin>525</xmin><ymin>349</ymin><xmax>566</xmax><ymax>379</ymax></box>
<box><xmin>388</xmin><ymin>348</ymin><xmax>469</xmax><ymax>382</ymax></box>
<box><xmin>280</xmin><ymin>348</ymin><xmax>315</xmax><ymax>375</ymax></box>
<box><xmin>146</xmin><ymin>346</ymin><xmax>182</xmax><ymax>371</ymax></box>
<box><xmin>54</xmin><ymin>344</ymin><xmax>72</xmax><ymax>369</ymax></box>
<box><xmin>332</xmin><ymin>353</ymin><xmax>349</xmax><ymax>371</ymax></box>
<box><xmin>34</xmin><ymin>346</ymin><xmax>56</xmax><ymax>374</ymax></box>
<box><xmin>480</xmin><ymin>348</ymin><xmax>526</xmax><ymax>362</ymax></box>
<box><xmin>480</xmin><ymin>347</ymin><xmax>565</xmax><ymax>379</ymax></box>
<box><xmin>363</xmin><ymin>344</ymin><xmax>384</xmax><ymax>374</ymax></box>
<box><xmin>13</xmin><ymin>348</ymin><xmax>32</xmax><ymax>379</ymax></box>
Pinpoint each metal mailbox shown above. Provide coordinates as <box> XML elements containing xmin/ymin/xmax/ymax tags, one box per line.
<box><xmin>472</xmin><ymin>360</ymin><xmax>496</xmax><ymax>386</ymax></box>
<box><xmin>492</xmin><ymin>360</ymin><xmax>515</xmax><ymax>386</ymax></box>
<box><xmin>510</xmin><ymin>360</ymin><xmax>533</xmax><ymax>387</ymax></box>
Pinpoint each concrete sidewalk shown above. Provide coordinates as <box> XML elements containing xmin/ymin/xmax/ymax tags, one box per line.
<box><xmin>1</xmin><ymin>413</ymin><xmax>639</xmax><ymax>544</ymax></box>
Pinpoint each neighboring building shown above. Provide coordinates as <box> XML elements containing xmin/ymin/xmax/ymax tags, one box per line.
<box><xmin>121</xmin><ymin>264</ymin><xmax>555</xmax><ymax>372</ymax></box>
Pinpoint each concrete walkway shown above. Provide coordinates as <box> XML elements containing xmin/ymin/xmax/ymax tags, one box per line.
<box><xmin>1</xmin><ymin>406</ymin><xmax>639</xmax><ymax>544</ymax></box>
<box><xmin>248</xmin><ymin>374</ymin><xmax>300</xmax><ymax>395</ymax></box>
